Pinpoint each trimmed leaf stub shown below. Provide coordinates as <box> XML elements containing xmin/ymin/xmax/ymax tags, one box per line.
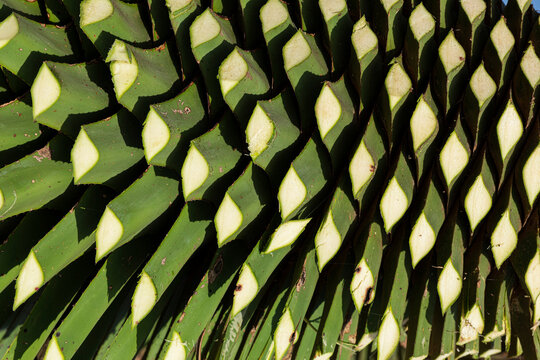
<box><xmin>80</xmin><ymin>0</ymin><xmax>114</xmax><ymax>26</ymax></box>
<box><xmin>319</xmin><ymin>0</ymin><xmax>346</xmax><ymax>22</ymax></box>
<box><xmin>14</xmin><ymin>251</ymin><xmax>44</xmax><ymax>309</ymax></box>
<box><xmin>458</xmin><ymin>304</ymin><xmax>484</xmax><ymax>345</ymax></box>
<box><xmin>283</xmin><ymin>31</ymin><xmax>311</xmax><ymax>70</ymax></box>
<box><xmin>437</xmin><ymin>260</ymin><xmax>462</xmax><ymax>314</ymax></box>
<box><xmin>440</xmin><ymin>132</ymin><xmax>469</xmax><ymax>187</ymax></box>
<box><xmin>246</xmin><ymin>104</ymin><xmax>275</xmax><ymax>159</ymax></box>
<box><xmin>409</xmin><ymin>4</ymin><xmax>435</xmax><ymax>40</ymax></box>
<box><xmin>131</xmin><ymin>272</ymin><xmax>157</xmax><ymax>327</ymax></box>
<box><xmin>95</xmin><ymin>207</ymin><xmax>124</xmax><ymax>261</ymax></box>
<box><xmin>219</xmin><ymin>48</ymin><xmax>248</xmax><ymax>95</ymax></box>
<box><xmin>72</xmin><ymin>129</ymin><xmax>99</xmax><ymax>183</ymax></box>
<box><xmin>278</xmin><ymin>166</ymin><xmax>307</xmax><ymax>220</ymax></box>
<box><xmin>107</xmin><ymin>41</ymin><xmax>139</xmax><ymax>98</ymax></box>
<box><xmin>464</xmin><ymin>175</ymin><xmax>492</xmax><ymax>232</ymax></box>
<box><xmin>496</xmin><ymin>102</ymin><xmax>523</xmax><ymax>161</ymax></box>
<box><xmin>215</xmin><ymin>193</ymin><xmax>243</xmax><ymax>245</ymax></box>
<box><xmin>190</xmin><ymin>9</ymin><xmax>221</xmax><ymax>48</ymax></box>
<box><xmin>439</xmin><ymin>32</ymin><xmax>465</xmax><ymax>75</ymax></box>
<box><xmin>491</xmin><ymin>210</ymin><xmax>518</xmax><ymax>268</ymax></box>
<box><xmin>410</xmin><ymin>98</ymin><xmax>437</xmax><ymax>152</ymax></box>
<box><xmin>315</xmin><ymin>84</ymin><xmax>341</xmax><ymax>139</ymax></box>
<box><xmin>0</xmin><ymin>189</ymin><xmax>4</xmax><ymax>211</ymax></box>
<box><xmin>231</xmin><ymin>264</ymin><xmax>258</xmax><ymax>316</ymax></box>
<box><xmin>377</xmin><ymin>309</ymin><xmax>400</xmax><ymax>360</ymax></box>
<box><xmin>32</xmin><ymin>64</ymin><xmax>61</xmax><ymax>119</ymax></box>
<box><xmin>490</xmin><ymin>18</ymin><xmax>515</xmax><ymax>61</ymax></box>
<box><xmin>274</xmin><ymin>308</ymin><xmax>296</xmax><ymax>360</ymax></box>
<box><xmin>351</xmin><ymin>258</ymin><xmax>375</xmax><ymax>310</ymax></box>
<box><xmin>349</xmin><ymin>140</ymin><xmax>375</xmax><ymax>197</ymax></box>
<box><xmin>351</xmin><ymin>17</ymin><xmax>378</xmax><ymax>61</ymax></box>
<box><xmin>385</xmin><ymin>63</ymin><xmax>412</xmax><ymax>110</ymax></box>
<box><xmin>260</xmin><ymin>0</ymin><xmax>289</xmax><ymax>33</ymax></box>
<box><xmin>264</xmin><ymin>219</ymin><xmax>311</xmax><ymax>253</ymax></box>
<box><xmin>525</xmin><ymin>251</ymin><xmax>540</xmax><ymax>303</ymax></box>
<box><xmin>0</xmin><ymin>14</ymin><xmax>19</xmax><ymax>49</ymax></box>
<box><xmin>44</xmin><ymin>336</ymin><xmax>64</xmax><ymax>360</ymax></box>
<box><xmin>409</xmin><ymin>213</ymin><xmax>436</xmax><ymax>268</ymax></box>
<box><xmin>142</xmin><ymin>108</ymin><xmax>171</xmax><ymax>162</ymax></box>
<box><xmin>182</xmin><ymin>144</ymin><xmax>209</xmax><ymax>198</ymax></box>
<box><xmin>380</xmin><ymin>178</ymin><xmax>408</xmax><ymax>232</ymax></box>
<box><xmin>523</xmin><ymin>146</ymin><xmax>540</xmax><ymax>207</ymax></box>
<box><xmin>469</xmin><ymin>64</ymin><xmax>496</xmax><ymax>108</ymax></box>
<box><xmin>164</xmin><ymin>332</ymin><xmax>187</xmax><ymax>360</ymax></box>
<box><xmin>315</xmin><ymin>211</ymin><xmax>341</xmax><ymax>271</ymax></box>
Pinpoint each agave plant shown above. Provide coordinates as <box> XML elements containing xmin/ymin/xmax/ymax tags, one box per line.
<box><xmin>0</xmin><ymin>0</ymin><xmax>539</xmax><ymax>359</ymax></box>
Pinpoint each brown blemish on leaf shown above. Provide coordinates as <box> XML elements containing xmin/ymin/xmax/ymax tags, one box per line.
<box><xmin>208</xmin><ymin>255</ymin><xmax>223</xmax><ymax>284</ymax></box>
<box><xmin>296</xmin><ymin>261</ymin><xmax>307</xmax><ymax>291</ymax></box>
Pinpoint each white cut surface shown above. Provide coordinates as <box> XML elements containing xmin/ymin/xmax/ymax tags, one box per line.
<box><xmin>275</xmin><ymin>308</ymin><xmax>295</xmax><ymax>360</ymax></box>
<box><xmin>260</xmin><ymin>0</ymin><xmax>289</xmax><ymax>33</ymax></box>
<box><xmin>32</xmin><ymin>64</ymin><xmax>61</xmax><ymax>119</ymax></box>
<box><xmin>525</xmin><ymin>251</ymin><xmax>540</xmax><ymax>302</ymax></box>
<box><xmin>385</xmin><ymin>63</ymin><xmax>412</xmax><ymax>110</ymax></box>
<box><xmin>437</xmin><ymin>260</ymin><xmax>462</xmax><ymax>314</ymax></box>
<box><xmin>0</xmin><ymin>189</ymin><xmax>3</xmax><ymax>210</ymax></box>
<box><xmin>219</xmin><ymin>49</ymin><xmax>248</xmax><ymax>95</ymax></box>
<box><xmin>283</xmin><ymin>31</ymin><xmax>311</xmax><ymax>70</ymax></box>
<box><xmin>190</xmin><ymin>10</ymin><xmax>220</xmax><ymax>48</ymax></box>
<box><xmin>319</xmin><ymin>0</ymin><xmax>346</xmax><ymax>22</ymax></box>
<box><xmin>458</xmin><ymin>304</ymin><xmax>484</xmax><ymax>345</ymax></box>
<box><xmin>72</xmin><ymin>129</ymin><xmax>99</xmax><ymax>182</ymax></box>
<box><xmin>411</xmin><ymin>98</ymin><xmax>437</xmax><ymax>152</ymax></box>
<box><xmin>132</xmin><ymin>272</ymin><xmax>157</xmax><ymax>327</ymax></box>
<box><xmin>278</xmin><ymin>166</ymin><xmax>306</xmax><ymax>220</ymax></box>
<box><xmin>143</xmin><ymin>108</ymin><xmax>170</xmax><ymax>162</ymax></box>
<box><xmin>166</xmin><ymin>0</ymin><xmax>192</xmax><ymax>13</ymax></box>
<box><xmin>470</xmin><ymin>64</ymin><xmax>496</xmax><ymax>108</ymax></box>
<box><xmin>313</xmin><ymin>354</ymin><xmax>333</xmax><ymax>360</ymax></box>
<box><xmin>315</xmin><ymin>211</ymin><xmax>341</xmax><ymax>270</ymax></box>
<box><xmin>246</xmin><ymin>104</ymin><xmax>274</xmax><ymax>159</ymax></box>
<box><xmin>464</xmin><ymin>175</ymin><xmax>492</xmax><ymax>232</ymax></box>
<box><xmin>517</xmin><ymin>0</ymin><xmax>530</xmax><ymax>10</ymax></box>
<box><xmin>215</xmin><ymin>193</ymin><xmax>243</xmax><ymax>245</ymax></box>
<box><xmin>409</xmin><ymin>213</ymin><xmax>436</xmax><ymax>268</ymax></box>
<box><xmin>182</xmin><ymin>144</ymin><xmax>209</xmax><ymax>198</ymax></box>
<box><xmin>439</xmin><ymin>32</ymin><xmax>466</xmax><ymax>74</ymax></box>
<box><xmin>349</xmin><ymin>140</ymin><xmax>375</xmax><ymax>196</ymax></box>
<box><xmin>0</xmin><ymin>14</ymin><xmax>18</xmax><ymax>49</ymax></box>
<box><xmin>409</xmin><ymin>4</ymin><xmax>435</xmax><ymax>40</ymax></box>
<box><xmin>440</xmin><ymin>132</ymin><xmax>468</xmax><ymax>187</ymax></box>
<box><xmin>80</xmin><ymin>0</ymin><xmax>113</xmax><ymax>26</ymax></box>
<box><xmin>496</xmin><ymin>102</ymin><xmax>522</xmax><ymax>161</ymax></box>
<box><xmin>44</xmin><ymin>336</ymin><xmax>64</xmax><ymax>360</ymax></box>
<box><xmin>381</xmin><ymin>0</ymin><xmax>400</xmax><ymax>12</ymax></box>
<box><xmin>523</xmin><ymin>145</ymin><xmax>540</xmax><ymax>206</ymax></box>
<box><xmin>108</xmin><ymin>43</ymin><xmax>138</xmax><ymax>98</ymax></box>
<box><xmin>351</xmin><ymin>17</ymin><xmax>378</xmax><ymax>61</ymax></box>
<box><xmin>380</xmin><ymin>177</ymin><xmax>408</xmax><ymax>232</ymax></box>
<box><xmin>356</xmin><ymin>332</ymin><xmax>377</xmax><ymax>350</ymax></box>
<box><xmin>265</xmin><ymin>219</ymin><xmax>311</xmax><ymax>253</ymax></box>
<box><xmin>351</xmin><ymin>258</ymin><xmax>374</xmax><ymax>309</ymax></box>
<box><xmin>491</xmin><ymin>210</ymin><xmax>517</xmax><ymax>268</ymax></box>
<box><xmin>95</xmin><ymin>207</ymin><xmax>124</xmax><ymax>261</ymax></box>
<box><xmin>461</xmin><ymin>0</ymin><xmax>486</xmax><ymax>21</ymax></box>
<box><xmin>315</xmin><ymin>85</ymin><xmax>341</xmax><ymax>139</ymax></box>
<box><xmin>491</xmin><ymin>18</ymin><xmax>515</xmax><ymax>60</ymax></box>
<box><xmin>14</xmin><ymin>251</ymin><xmax>44</xmax><ymax>309</ymax></box>
<box><xmin>377</xmin><ymin>309</ymin><xmax>400</xmax><ymax>360</ymax></box>
<box><xmin>232</xmin><ymin>265</ymin><xmax>258</xmax><ymax>316</ymax></box>
<box><xmin>522</xmin><ymin>45</ymin><xmax>540</xmax><ymax>87</ymax></box>
<box><xmin>164</xmin><ymin>332</ymin><xmax>186</xmax><ymax>360</ymax></box>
